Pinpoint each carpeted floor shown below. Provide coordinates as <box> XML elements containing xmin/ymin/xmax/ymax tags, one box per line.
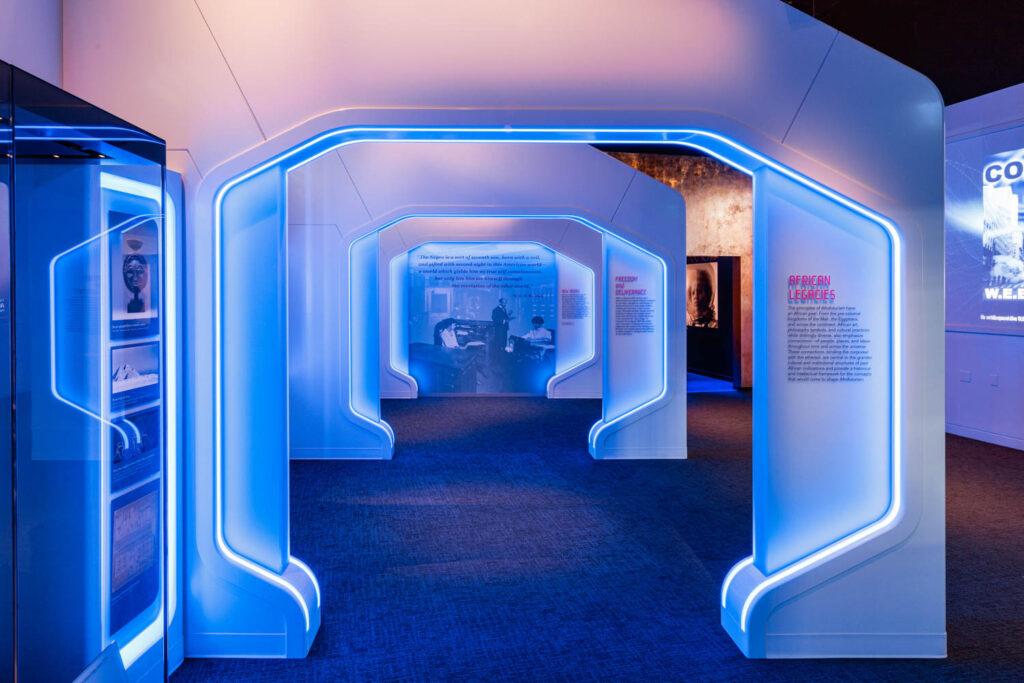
<box><xmin>172</xmin><ymin>394</ymin><xmax>1024</xmax><ymax>682</ymax></box>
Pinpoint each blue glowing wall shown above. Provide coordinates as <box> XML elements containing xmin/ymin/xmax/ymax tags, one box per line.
<box><xmin>14</xmin><ymin>132</ymin><xmax>167</xmax><ymax>681</ymax></box>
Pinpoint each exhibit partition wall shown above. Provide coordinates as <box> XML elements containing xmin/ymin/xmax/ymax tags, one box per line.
<box><xmin>147</xmin><ymin>0</ymin><xmax>942</xmax><ymax>664</ymax></box>
<box><xmin>1</xmin><ymin>62</ymin><xmax>178</xmax><ymax>681</ymax></box>
<box><xmin>186</xmin><ymin>89</ymin><xmax>945</xmax><ymax>666</ymax></box>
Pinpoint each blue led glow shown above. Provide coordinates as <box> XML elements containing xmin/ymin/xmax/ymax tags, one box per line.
<box><xmin>162</xmin><ymin>185</ymin><xmax>180</xmax><ymax>626</ymax></box>
<box><xmin>98</xmin><ymin>172</ymin><xmax>169</xmax><ymax>668</ymax></box>
<box><xmin>347</xmin><ymin>231</ymin><xmax>395</xmax><ymax>450</ymax></box>
<box><xmin>50</xmin><ymin>171</ymin><xmax>170</xmax><ymax>669</ymax></box>
<box><xmin>211</xmin><ymin>124</ymin><xmax>902</xmax><ymax>643</ymax></box>
<box><xmin>14</xmin><ymin>123</ymin><xmax>162</xmax><ymax>144</ymax></box>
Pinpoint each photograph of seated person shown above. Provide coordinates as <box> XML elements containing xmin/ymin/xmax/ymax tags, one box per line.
<box><xmin>433</xmin><ymin>317</ymin><xmax>487</xmax><ymax>349</ymax></box>
<box><xmin>509</xmin><ymin>316</ymin><xmax>555</xmax><ymax>362</ymax></box>
<box><xmin>436</xmin><ymin>317</ymin><xmax>464</xmax><ymax>348</ymax></box>
<box><xmin>522</xmin><ymin>316</ymin><xmax>553</xmax><ymax>345</ymax></box>
<box><xmin>407</xmin><ymin>317</ymin><xmax>487</xmax><ymax>393</ymax></box>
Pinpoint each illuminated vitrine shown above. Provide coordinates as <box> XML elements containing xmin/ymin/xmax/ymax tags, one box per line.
<box><xmin>1</xmin><ymin>61</ymin><xmax>171</xmax><ymax>682</ymax></box>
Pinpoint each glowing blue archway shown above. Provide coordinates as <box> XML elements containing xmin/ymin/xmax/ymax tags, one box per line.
<box><xmin>185</xmin><ymin>113</ymin><xmax>938</xmax><ymax>661</ymax></box>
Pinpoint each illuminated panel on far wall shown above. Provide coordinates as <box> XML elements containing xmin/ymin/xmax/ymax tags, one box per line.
<box><xmin>947</xmin><ymin>136</ymin><xmax>1024</xmax><ymax>334</ymax></box>
<box><xmin>385</xmin><ymin>236</ymin><xmax>598</xmax><ymax>401</ymax></box>
<box><xmin>212</xmin><ymin>125</ymin><xmax>901</xmax><ymax>648</ymax></box>
<box><xmin>385</xmin><ymin>232</ymin><xmax>596</xmax><ymax>400</ymax></box>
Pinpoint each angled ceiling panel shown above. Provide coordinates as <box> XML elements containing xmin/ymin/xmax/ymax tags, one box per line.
<box><xmin>194</xmin><ymin>0</ymin><xmax>835</xmax><ymax>145</ymax></box>
<box><xmin>62</xmin><ymin>0</ymin><xmax>264</xmax><ymax>175</ymax></box>
<box><xmin>336</xmin><ymin>141</ymin><xmax>638</xmax><ymax>220</ymax></box>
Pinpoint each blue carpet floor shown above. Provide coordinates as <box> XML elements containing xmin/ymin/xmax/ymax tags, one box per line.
<box><xmin>173</xmin><ymin>394</ymin><xmax>1024</xmax><ymax>681</ymax></box>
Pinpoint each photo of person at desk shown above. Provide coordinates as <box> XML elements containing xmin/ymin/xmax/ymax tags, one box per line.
<box><xmin>410</xmin><ymin>304</ymin><xmax>556</xmax><ymax>395</ymax></box>
<box><xmin>508</xmin><ymin>316</ymin><xmax>555</xmax><ymax>361</ymax></box>
<box><xmin>521</xmin><ymin>316</ymin><xmax>552</xmax><ymax>344</ymax></box>
<box><xmin>403</xmin><ymin>317</ymin><xmax>487</xmax><ymax>394</ymax></box>
<box><xmin>435</xmin><ymin>318</ymin><xmax>485</xmax><ymax>351</ymax></box>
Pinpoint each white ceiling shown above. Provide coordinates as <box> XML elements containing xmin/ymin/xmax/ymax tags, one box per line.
<box><xmin>61</xmin><ymin>0</ymin><xmax>840</xmax><ymax>180</ymax></box>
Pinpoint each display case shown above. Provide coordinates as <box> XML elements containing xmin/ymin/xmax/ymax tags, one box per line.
<box><xmin>1</xmin><ymin>60</ymin><xmax>171</xmax><ymax>682</ymax></box>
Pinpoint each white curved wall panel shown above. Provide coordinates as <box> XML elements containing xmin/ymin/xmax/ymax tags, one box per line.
<box><xmin>338</xmin><ymin>142</ymin><xmax>636</xmax><ymax>220</ymax></box>
<box><xmin>783</xmin><ymin>34</ymin><xmax>945</xmax><ymax>208</ymax></box>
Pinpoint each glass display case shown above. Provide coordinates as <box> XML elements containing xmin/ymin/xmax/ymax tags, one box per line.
<box><xmin>0</xmin><ymin>60</ymin><xmax>169</xmax><ymax>682</ymax></box>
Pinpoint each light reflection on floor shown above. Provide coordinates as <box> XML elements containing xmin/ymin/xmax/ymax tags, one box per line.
<box><xmin>687</xmin><ymin>372</ymin><xmax>736</xmax><ymax>394</ymax></box>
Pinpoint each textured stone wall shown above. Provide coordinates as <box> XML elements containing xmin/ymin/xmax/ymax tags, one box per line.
<box><xmin>606</xmin><ymin>152</ymin><xmax>753</xmax><ymax>387</ymax></box>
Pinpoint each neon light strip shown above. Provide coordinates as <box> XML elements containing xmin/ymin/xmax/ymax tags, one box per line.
<box><xmin>118</xmin><ymin>414</ymin><xmax>143</xmax><ymax>443</ymax></box>
<box><xmin>48</xmin><ymin>212</ymin><xmax>157</xmax><ymax>443</ymax></box>
<box><xmin>290</xmin><ymin>557</ymin><xmax>321</xmax><ymax>609</ymax></box>
<box><xmin>213</xmin><ymin>125</ymin><xmax>902</xmax><ymax>641</ymax></box>
<box><xmin>100</xmin><ymin>197</ymin><xmax>113</xmax><ymax>652</ymax></box>
<box><xmin>15</xmin><ymin>123</ymin><xmax>161</xmax><ymax>139</ymax></box>
<box><xmin>721</xmin><ymin>556</ymin><xmax>753</xmax><ymax>608</ymax></box>
<box><xmin>164</xmin><ymin>188</ymin><xmax>179</xmax><ymax>625</ymax></box>
<box><xmin>214</xmin><ymin>175</ymin><xmax>313</xmax><ymax>633</ymax></box>
<box><xmin>15</xmin><ymin>137</ymin><xmax>161</xmax><ymax>143</ymax></box>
